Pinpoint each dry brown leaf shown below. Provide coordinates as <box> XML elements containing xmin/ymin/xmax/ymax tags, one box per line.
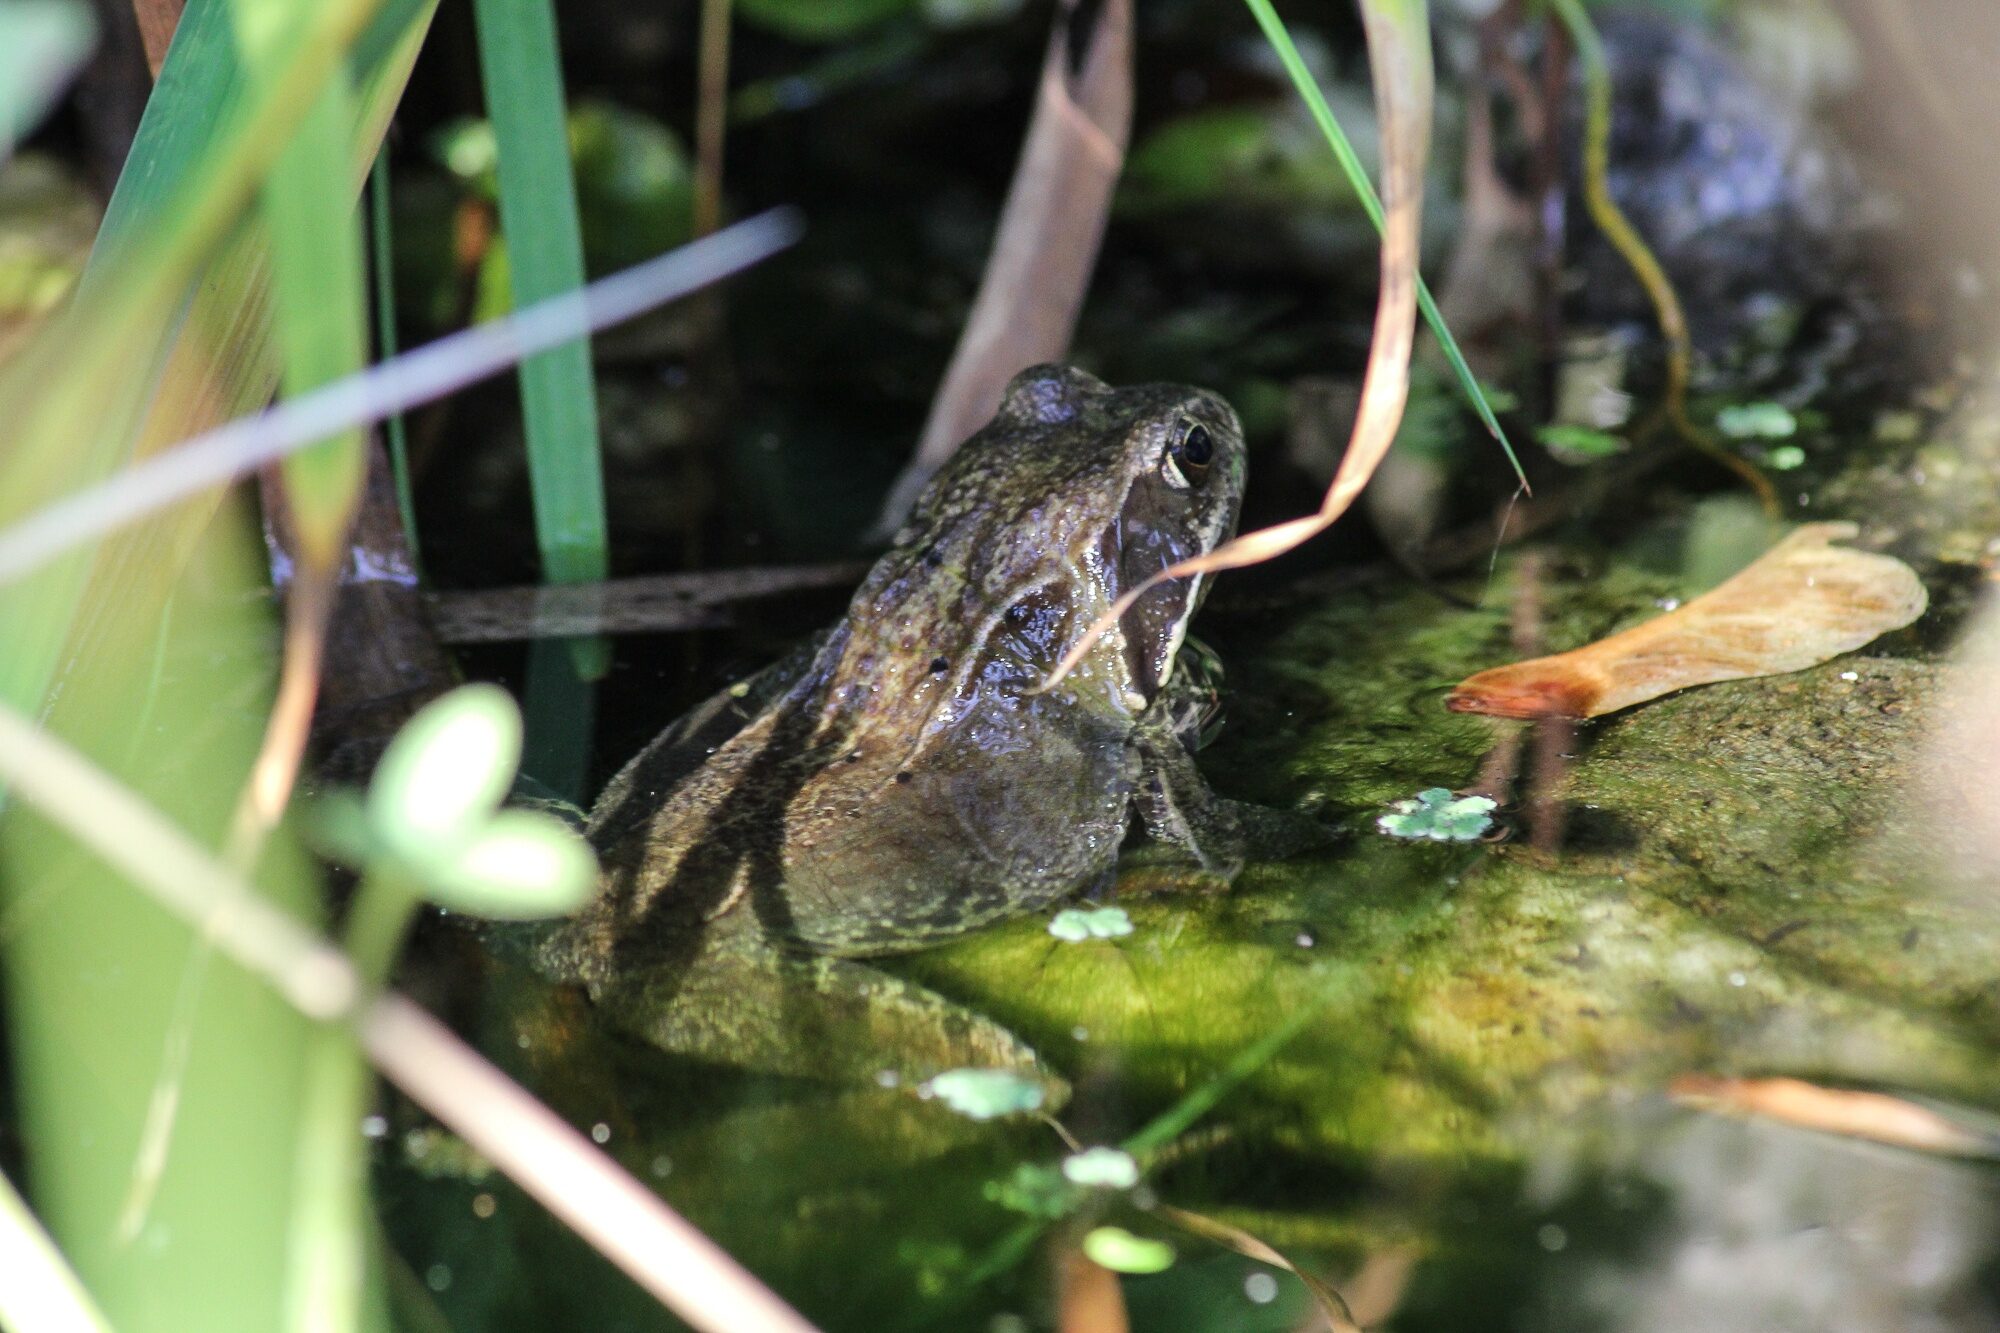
<box><xmin>1670</xmin><ymin>1074</ymin><xmax>1999</xmax><ymax>1158</ymax></box>
<box><xmin>872</xmin><ymin>0</ymin><xmax>1133</xmax><ymax>535</ymax></box>
<box><xmin>1446</xmin><ymin>522</ymin><xmax>1927</xmax><ymax>720</ymax></box>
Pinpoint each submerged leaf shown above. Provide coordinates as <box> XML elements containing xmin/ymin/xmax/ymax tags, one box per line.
<box><xmin>920</xmin><ymin>1068</ymin><xmax>1045</xmax><ymax>1120</ymax></box>
<box><xmin>1447</xmin><ymin>523</ymin><xmax>1927</xmax><ymax>720</ymax></box>
<box><xmin>1670</xmin><ymin>1075</ymin><xmax>2000</xmax><ymax>1158</ymax></box>
<box><xmin>1157</xmin><ymin>1204</ymin><xmax>1369</xmax><ymax>1331</ymax></box>
<box><xmin>984</xmin><ymin>1163</ymin><xmax>1081</xmax><ymax>1218</ymax></box>
<box><xmin>1082</xmin><ymin>1227</ymin><xmax>1175</xmax><ymax>1274</ymax></box>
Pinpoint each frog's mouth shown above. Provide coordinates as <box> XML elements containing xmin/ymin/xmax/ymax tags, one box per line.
<box><xmin>1119</xmin><ymin>568</ymin><xmax>1200</xmax><ymax>702</ymax></box>
<box><xmin>1105</xmin><ymin>490</ymin><xmax>1207</xmax><ymax>703</ymax></box>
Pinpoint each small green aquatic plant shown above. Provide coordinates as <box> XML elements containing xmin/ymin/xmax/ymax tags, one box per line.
<box><xmin>1377</xmin><ymin>788</ymin><xmax>1495</xmax><ymax>842</ymax></box>
<box><xmin>1061</xmin><ymin>1147</ymin><xmax>1140</xmax><ymax>1189</ymax></box>
<box><xmin>1717</xmin><ymin>401</ymin><xmax>1798</xmax><ymax>439</ymax></box>
<box><xmin>984</xmin><ymin>1165</ymin><xmax>1080</xmax><ymax>1219</ymax></box>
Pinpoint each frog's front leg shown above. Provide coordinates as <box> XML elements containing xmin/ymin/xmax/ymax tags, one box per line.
<box><xmin>1126</xmin><ymin>707</ymin><xmax>1246</xmax><ymax>881</ymax></box>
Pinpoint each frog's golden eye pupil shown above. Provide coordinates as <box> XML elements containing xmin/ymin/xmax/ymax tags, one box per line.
<box><xmin>1177</xmin><ymin>422</ymin><xmax>1213</xmax><ymax>469</ymax></box>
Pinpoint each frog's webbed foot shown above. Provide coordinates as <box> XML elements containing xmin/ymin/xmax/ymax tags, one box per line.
<box><xmin>586</xmin><ymin>928</ymin><xmax>1060</xmax><ymax>1095</ymax></box>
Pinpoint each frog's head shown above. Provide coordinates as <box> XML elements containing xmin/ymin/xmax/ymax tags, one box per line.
<box><xmin>901</xmin><ymin>364</ymin><xmax>1245</xmax><ymax>706</ymax></box>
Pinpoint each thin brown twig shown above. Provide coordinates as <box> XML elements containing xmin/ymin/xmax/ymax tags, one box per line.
<box><xmin>692</xmin><ymin>0</ymin><xmax>734</xmax><ymax>241</ymax></box>
<box><xmin>1545</xmin><ymin>0</ymin><xmax>1778</xmax><ymax>517</ymax></box>
<box><xmin>1510</xmin><ymin>550</ymin><xmax>1570</xmax><ymax>853</ymax></box>
<box><xmin>227</xmin><ymin>556</ymin><xmax>337</xmax><ymax>867</ymax></box>
<box><xmin>425</xmin><ymin>560</ymin><xmax>870</xmax><ymax>643</ymax></box>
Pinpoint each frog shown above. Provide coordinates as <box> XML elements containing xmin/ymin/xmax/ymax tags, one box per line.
<box><xmin>534</xmin><ymin>364</ymin><xmax>1252</xmax><ymax>1080</ymax></box>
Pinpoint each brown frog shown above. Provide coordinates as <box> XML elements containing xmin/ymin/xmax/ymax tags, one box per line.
<box><xmin>538</xmin><ymin>365</ymin><xmax>1251</xmax><ymax>1077</ymax></box>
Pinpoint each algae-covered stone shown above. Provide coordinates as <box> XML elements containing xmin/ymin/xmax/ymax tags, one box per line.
<box><xmin>903</xmin><ymin>555</ymin><xmax>2000</xmax><ymax>1168</ymax></box>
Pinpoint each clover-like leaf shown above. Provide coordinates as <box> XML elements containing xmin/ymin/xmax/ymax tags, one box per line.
<box><xmin>369</xmin><ymin>684</ymin><xmax>522</xmax><ymax>854</ymax></box>
<box><xmin>1378</xmin><ymin>788</ymin><xmax>1495</xmax><ymax>842</ymax></box>
<box><xmin>420</xmin><ymin>809</ymin><xmax>597</xmax><ymax>920</ymax></box>
<box><xmin>1048</xmin><ymin>906</ymin><xmax>1134</xmax><ymax>941</ymax></box>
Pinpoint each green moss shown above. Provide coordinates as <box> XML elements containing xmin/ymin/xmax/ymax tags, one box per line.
<box><xmin>905</xmin><ymin>555</ymin><xmax>2000</xmax><ymax>1171</ymax></box>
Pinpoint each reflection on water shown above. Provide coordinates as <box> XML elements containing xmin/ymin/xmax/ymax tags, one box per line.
<box><xmin>1557</xmin><ymin>1115</ymin><xmax>1998</xmax><ymax>1333</ymax></box>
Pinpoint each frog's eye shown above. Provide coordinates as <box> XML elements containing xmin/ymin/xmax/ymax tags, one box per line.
<box><xmin>1177</xmin><ymin>422</ymin><xmax>1214</xmax><ymax>468</ymax></box>
<box><xmin>1164</xmin><ymin>420</ymin><xmax>1213</xmax><ymax>488</ymax></box>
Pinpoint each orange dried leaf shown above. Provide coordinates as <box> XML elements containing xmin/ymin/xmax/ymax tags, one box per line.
<box><xmin>1447</xmin><ymin>523</ymin><xmax>1927</xmax><ymax>720</ymax></box>
<box><xmin>1670</xmin><ymin>1074</ymin><xmax>1998</xmax><ymax>1158</ymax></box>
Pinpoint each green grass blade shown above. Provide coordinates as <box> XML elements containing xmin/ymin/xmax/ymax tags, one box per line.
<box><xmin>369</xmin><ymin>150</ymin><xmax>421</xmax><ymax>563</ymax></box>
<box><xmin>469</xmin><ymin>0</ymin><xmax>608</xmax><ymax>589</ymax></box>
<box><xmin>231</xmin><ymin>0</ymin><xmax>371</xmax><ymax>567</ymax></box>
<box><xmin>226</xmin><ymin>5</ymin><xmax>378</xmax><ymax>1326</ymax></box>
<box><xmin>1242</xmin><ymin>0</ymin><xmax>1526</xmax><ymax>487</ymax></box>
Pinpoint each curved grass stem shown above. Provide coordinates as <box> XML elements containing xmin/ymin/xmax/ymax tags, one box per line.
<box><xmin>1545</xmin><ymin>0</ymin><xmax>1778</xmax><ymax>518</ymax></box>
